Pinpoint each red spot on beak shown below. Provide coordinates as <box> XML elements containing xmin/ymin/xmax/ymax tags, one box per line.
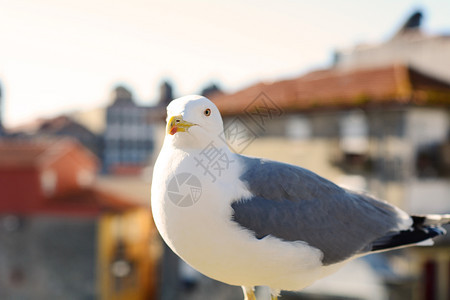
<box><xmin>169</xmin><ymin>126</ymin><xmax>178</xmax><ymax>135</ymax></box>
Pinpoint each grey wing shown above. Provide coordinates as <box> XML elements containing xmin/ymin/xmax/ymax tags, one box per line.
<box><xmin>232</xmin><ymin>155</ymin><xmax>410</xmax><ymax>265</ymax></box>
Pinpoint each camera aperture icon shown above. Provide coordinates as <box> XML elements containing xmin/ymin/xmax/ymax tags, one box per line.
<box><xmin>167</xmin><ymin>173</ymin><xmax>202</xmax><ymax>207</ymax></box>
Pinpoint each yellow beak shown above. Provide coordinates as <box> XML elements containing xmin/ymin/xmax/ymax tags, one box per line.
<box><xmin>166</xmin><ymin>115</ymin><xmax>197</xmax><ymax>135</ymax></box>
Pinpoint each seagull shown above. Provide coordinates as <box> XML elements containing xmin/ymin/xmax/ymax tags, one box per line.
<box><xmin>151</xmin><ymin>95</ymin><xmax>449</xmax><ymax>300</ymax></box>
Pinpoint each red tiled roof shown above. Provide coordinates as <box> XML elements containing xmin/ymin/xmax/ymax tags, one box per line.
<box><xmin>210</xmin><ymin>64</ymin><xmax>450</xmax><ymax>116</ymax></box>
<box><xmin>0</xmin><ymin>138</ymin><xmax>139</xmax><ymax>216</ymax></box>
<box><xmin>0</xmin><ymin>142</ymin><xmax>46</xmax><ymax>167</ymax></box>
<box><xmin>0</xmin><ymin>138</ymin><xmax>98</xmax><ymax>168</ymax></box>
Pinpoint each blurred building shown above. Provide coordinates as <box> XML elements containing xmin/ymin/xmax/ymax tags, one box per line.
<box><xmin>4</xmin><ymin>82</ymin><xmax>166</xmax><ymax>175</ymax></box>
<box><xmin>0</xmin><ymin>138</ymin><xmax>160</xmax><ymax>300</ymax></box>
<box><xmin>103</xmin><ymin>86</ymin><xmax>156</xmax><ymax>175</ymax></box>
<box><xmin>6</xmin><ymin>115</ymin><xmax>103</xmax><ymax>160</ymax></box>
<box><xmin>37</xmin><ymin>115</ymin><xmax>103</xmax><ymax>159</ymax></box>
<box><xmin>334</xmin><ymin>10</ymin><xmax>450</xmax><ymax>84</ymax></box>
<box><xmin>158</xmin><ymin>80</ymin><xmax>174</xmax><ymax>108</ymax></box>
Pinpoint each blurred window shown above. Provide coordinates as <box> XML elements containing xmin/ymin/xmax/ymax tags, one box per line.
<box><xmin>40</xmin><ymin>169</ymin><xmax>57</xmax><ymax>197</ymax></box>
<box><xmin>339</xmin><ymin>110</ymin><xmax>368</xmax><ymax>155</ymax></box>
<box><xmin>336</xmin><ymin>111</ymin><xmax>370</xmax><ymax>172</ymax></box>
<box><xmin>285</xmin><ymin>116</ymin><xmax>311</xmax><ymax>140</ymax></box>
<box><xmin>416</xmin><ymin>141</ymin><xmax>450</xmax><ymax>178</ymax></box>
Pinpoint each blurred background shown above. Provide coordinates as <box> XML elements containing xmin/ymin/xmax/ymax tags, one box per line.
<box><xmin>1</xmin><ymin>1</ymin><xmax>450</xmax><ymax>299</ymax></box>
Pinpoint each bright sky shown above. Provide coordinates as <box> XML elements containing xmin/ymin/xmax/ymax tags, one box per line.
<box><xmin>0</xmin><ymin>0</ymin><xmax>449</xmax><ymax>127</ymax></box>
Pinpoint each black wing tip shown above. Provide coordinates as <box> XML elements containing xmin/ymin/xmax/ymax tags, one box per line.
<box><xmin>371</xmin><ymin>226</ymin><xmax>446</xmax><ymax>252</ymax></box>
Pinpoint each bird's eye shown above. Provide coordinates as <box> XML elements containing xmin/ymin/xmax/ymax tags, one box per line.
<box><xmin>204</xmin><ymin>108</ymin><xmax>211</xmax><ymax>116</ymax></box>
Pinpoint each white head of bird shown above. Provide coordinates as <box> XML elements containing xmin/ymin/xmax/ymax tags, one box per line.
<box><xmin>165</xmin><ymin>95</ymin><xmax>225</xmax><ymax>150</ymax></box>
